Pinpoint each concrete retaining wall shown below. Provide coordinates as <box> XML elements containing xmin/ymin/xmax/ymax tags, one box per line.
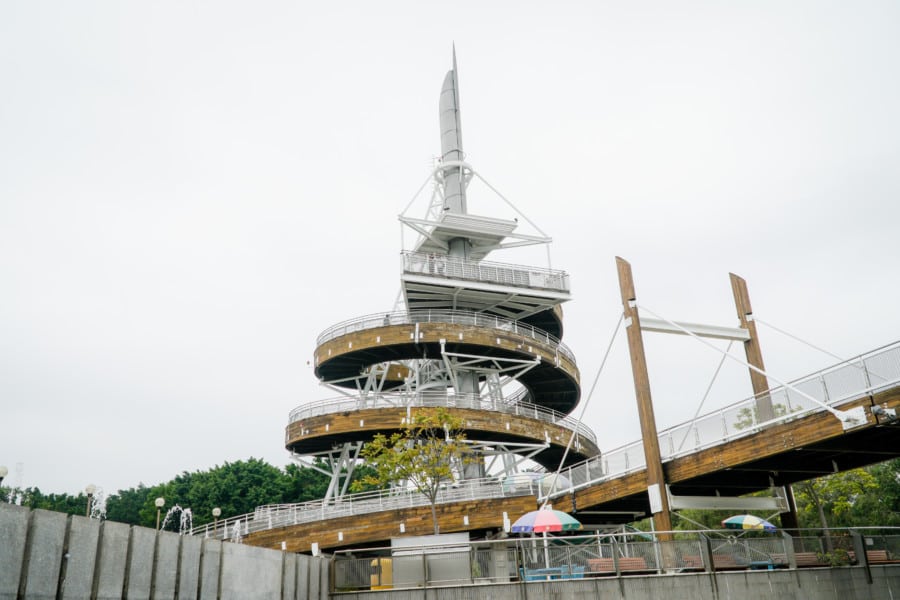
<box><xmin>334</xmin><ymin>565</ymin><xmax>900</xmax><ymax>600</ymax></box>
<box><xmin>0</xmin><ymin>503</ymin><xmax>328</xmax><ymax>600</ymax></box>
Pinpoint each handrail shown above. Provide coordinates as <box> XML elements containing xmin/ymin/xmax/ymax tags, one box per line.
<box><xmin>194</xmin><ymin>341</ymin><xmax>900</xmax><ymax>540</ymax></box>
<box><xmin>330</xmin><ymin>527</ymin><xmax>900</xmax><ymax>590</ymax></box>
<box><xmin>400</xmin><ymin>250</ymin><xmax>571</xmax><ymax>293</ymax></box>
<box><xmin>188</xmin><ymin>477</ymin><xmax>538</xmax><ymax>540</ymax></box>
<box><xmin>287</xmin><ymin>390</ymin><xmax>598</xmax><ymax>445</ymax></box>
<box><xmin>315</xmin><ymin>309</ymin><xmax>576</xmax><ymax>364</ymax></box>
<box><xmin>542</xmin><ymin>340</ymin><xmax>900</xmax><ymax>500</ymax></box>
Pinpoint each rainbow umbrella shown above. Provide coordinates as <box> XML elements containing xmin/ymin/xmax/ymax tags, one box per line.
<box><xmin>511</xmin><ymin>509</ymin><xmax>582</xmax><ymax>533</ymax></box>
<box><xmin>721</xmin><ymin>514</ymin><xmax>777</xmax><ymax>532</ymax></box>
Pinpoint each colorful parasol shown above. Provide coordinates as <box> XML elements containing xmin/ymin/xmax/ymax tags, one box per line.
<box><xmin>511</xmin><ymin>509</ymin><xmax>582</xmax><ymax>533</ymax></box>
<box><xmin>721</xmin><ymin>514</ymin><xmax>777</xmax><ymax>532</ymax></box>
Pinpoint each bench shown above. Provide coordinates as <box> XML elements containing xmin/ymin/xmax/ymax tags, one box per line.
<box><xmin>866</xmin><ymin>550</ymin><xmax>890</xmax><ymax>563</ymax></box>
<box><xmin>788</xmin><ymin>552</ymin><xmax>828</xmax><ymax>567</ymax></box>
<box><xmin>848</xmin><ymin>550</ymin><xmax>891</xmax><ymax>564</ymax></box>
<box><xmin>519</xmin><ymin>565</ymin><xmax>586</xmax><ymax>581</ymax></box>
<box><xmin>711</xmin><ymin>554</ymin><xmax>747</xmax><ymax>570</ymax></box>
<box><xmin>680</xmin><ymin>555</ymin><xmax>705</xmax><ymax>570</ymax></box>
<box><xmin>587</xmin><ymin>557</ymin><xmax>652</xmax><ymax>575</ymax></box>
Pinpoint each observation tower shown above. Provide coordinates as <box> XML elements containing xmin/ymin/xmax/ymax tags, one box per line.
<box><xmin>278</xmin><ymin>51</ymin><xmax>597</xmax><ymax>549</ymax></box>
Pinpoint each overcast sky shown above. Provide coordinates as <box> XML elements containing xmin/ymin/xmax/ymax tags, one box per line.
<box><xmin>2</xmin><ymin>1</ymin><xmax>899</xmax><ymax>497</ymax></box>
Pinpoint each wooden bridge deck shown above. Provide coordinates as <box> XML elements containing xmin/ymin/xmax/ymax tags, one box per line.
<box><xmin>244</xmin><ymin>384</ymin><xmax>900</xmax><ymax>552</ymax></box>
<box><xmin>552</xmin><ymin>384</ymin><xmax>900</xmax><ymax>523</ymax></box>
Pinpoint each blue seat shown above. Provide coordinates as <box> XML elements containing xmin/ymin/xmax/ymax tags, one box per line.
<box><xmin>565</xmin><ymin>566</ymin><xmax>585</xmax><ymax>579</ymax></box>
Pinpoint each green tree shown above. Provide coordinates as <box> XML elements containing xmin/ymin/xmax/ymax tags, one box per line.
<box><xmin>106</xmin><ymin>484</ymin><xmax>154</xmax><ymax>526</ymax></box>
<box><xmin>351</xmin><ymin>408</ymin><xmax>474</xmax><ymax>535</ymax></box>
<box><xmin>794</xmin><ymin>467</ymin><xmax>881</xmax><ymax>529</ymax></box>
<box><xmin>1</xmin><ymin>459</ymin><xmax>335</xmax><ymax>529</ymax></box>
<box><xmin>857</xmin><ymin>458</ymin><xmax>900</xmax><ymax>526</ymax></box>
<box><xmin>284</xmin><ymin>462</ymin><xmax>330</xmax><ymax>502</ymax></box>
<box><xmin>15</xmin><ymin>487</ymin><xmax>87</xmax><ymax>516</ymax></box>
<box><xmin>140</xmin><ymin>458</ymin><xmax>292</xmax><ymax>529</ymax></box>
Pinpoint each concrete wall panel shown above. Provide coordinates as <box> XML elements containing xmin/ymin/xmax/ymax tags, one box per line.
<box><xmin>126</xmin><ymin>525</ymin><xmax>157</xmax><ymax>600</ymax></box>
<box><xmin>307</xmin><ymin>555</ymin><xmax>320</xmax><ymax>600</ymax></box>
<box><xmin>281</xmin><ymin>552</ymin><xmax>296</xmax><ymax>600</ymax></box>
<box><xmin>197</xmin><ymin>539</ymin><xmax>221</xmax><ymax>600</ymax></box>
<box><xmin>295</xmin><ymin>552</ymin><xmax>309</xmax><ymax>600</ymax></box>
<box><xmin>153</xmin><ymin>531</ymin><xmax>180</xmax><ymax>599</ymax></box>
<box><xmin>177</xmin><ymin>534</ymin><xmax>203</xmax><ymax>600</ymax></box>
<box><xmin>219</xmin><ymin>540</ymin><xmax>281</xmax><ymax>600</ymax></box>
<box><xmin>318</xmin><ymin>558</ymin><xmax>329</xmax><ymax>600</ymax></box>
<box><xmin>0</xmin><ymin>504</ymin><xmax>30</xmax><ymax>600</ymax></box>
<box><xmin>20</xmin><ymin>509</ymin><xmax>67</xmax><ymax>600</ymax></box>
<box><xmin>93</xmin><ymin>520</ymin><xmax>131</xmax><ymax>600</ymax></box>
<box><xmin>59</xmin><ymin>515</ymin><xmax>101</xmax><ymax>600</ymax></box>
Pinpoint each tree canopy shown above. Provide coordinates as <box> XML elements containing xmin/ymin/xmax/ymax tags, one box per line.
<box><xmin>351</xmin><ymin>407</ymin><xmax>474</xmax><ymax>534</ymax></box>
<box><xmin>0</xmin><ymin>458</ymin><xmax>336</xmax><ymax>529</ymax></box>
<box><xmin>3</xmin><ymin>456</ymin><xmax>898</xmax><ymax>535</ymax></box>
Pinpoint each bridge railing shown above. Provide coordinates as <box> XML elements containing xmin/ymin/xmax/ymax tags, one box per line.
<box><xmin>331</xmin><ymin>527</ymin><xmax>900</xmax><ymax>590</ymax></box>
<box><xmin>197</xmin><ymin>342</ymin><xmax>899</xmax><ymax>539</ymax></box>
<box><xmin>400</xmin><ymin>251</ymin><xmax>571</xmax><ymax>293</ymax></box>
<box><xmin>315</xmin><ymin>309</ymin><xmax>576</xmax><ymax>364</ymax></box>
<box><xmin>189</xmin><ymin>477</ymin><xmax>536</xmax><ymax>541</ymax></box>
<box><xmin>658</xmin><ymin>340</ymin><xmax>900</xmax><ymax>460</ymax></box>
<box><xmin>544</xmin><ymin>341</ymin><xmax>900</xmax><ymax>500</ymax></box>
<box><xmin>287</xmin><ymin>390</ymin><xmax>598</xmax><ymax>445</ymax></box>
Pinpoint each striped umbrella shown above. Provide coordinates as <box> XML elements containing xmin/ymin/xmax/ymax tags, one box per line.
<box><xmin>511</xmin><ymin>509</ymin><xmax>582</xmax><ymax>533</ymax></box>
<box><xmin>721</xmin><ymin>514</ymin><xmax>777</xmax><ymax>532</ymax></box>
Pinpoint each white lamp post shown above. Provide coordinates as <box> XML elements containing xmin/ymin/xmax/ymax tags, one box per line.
<box><xmin>155</xmin><ymin>497</ymin><xmax>165</xmax><ymax>530</ymax></box>
<box><xmin>212</xmin><ymin>507</ymin><xmax>221</xmax><ymax>532</ymax></box>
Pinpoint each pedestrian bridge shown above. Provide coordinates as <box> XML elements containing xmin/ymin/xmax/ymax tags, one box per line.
<box><xmin>194</xmin><ymin>341</ymin><xmax>900</xmax><ymax>552</ymax></box>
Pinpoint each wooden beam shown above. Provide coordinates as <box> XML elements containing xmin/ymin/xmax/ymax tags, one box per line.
<box><xmin>729</xmin><ymin>273</ymin><xmax>794</xmax><ymax>527</ymax></box>
<box><xmin>729</xmin><ymin>273</ymin><xmax>774</xmax><ymax>421</ymax></box>
<box><xmin>615</xmin><ymin>257</ymin><xmax>673</xmax><ymax>536</ymax></box>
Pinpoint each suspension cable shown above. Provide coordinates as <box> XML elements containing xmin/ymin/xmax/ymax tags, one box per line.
<box><xmin>676</xmin><ymin>340</ymin><xmax>734</xmax><ymax>452</ymax></box>
<box><xmin>635</xmin><ymin>303</ymin><xmax>856</xmax><ymax>424</ymax></box>
<box><xmin>752</xmin><ymin>315</ymin><xmax>888</xmax><ymax>383</ymax></box>
<box><xmin>541</xmin><ymin>313</ymin><xmax>624</xmax><ymax>507</ymax></box>
<box><xmin>751</xmin><ymin>315</ymin><xmax>846</xmax><ymax>363</ymax></box>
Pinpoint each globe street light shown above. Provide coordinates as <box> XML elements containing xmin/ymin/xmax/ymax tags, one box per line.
<box><xmin>0</xmin><ymin>465</ymin><xmax>7</xmax><ymax>488</ymax></box>
<box><xmin>155</xmin><ymin>497</ymin><xmax>165</xmax><ymax>530</ymax></box>
<box><xmin>212</xmin><ymin>507</ymin><xmax>221</xmax><ymax>532</ymax></box>
<box><xmin>85</xmin><ymin>484</ymin><xmax>97</xmax><ymax>517</ymax></box>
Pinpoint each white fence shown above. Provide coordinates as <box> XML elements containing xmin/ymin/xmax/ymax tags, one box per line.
<box><xmin>543</xmin><ymin>341</ymin><xmax>900</xmax><ymax>500</ymax></box>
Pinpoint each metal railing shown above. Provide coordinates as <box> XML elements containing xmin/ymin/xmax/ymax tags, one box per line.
<box><xmin>316</xmin><ymin>309</ymin><xmax>576</xmax><ymax>365</ymax></box>
<box><xmin>543</xmin><ymin>341</ymin><xmax>900</xmax><ymax>500</ymax></box>
<box><xmin>401</xmin><ymin>251</ymin><xmax>571</xmax><ymax>293</ymax></box>
<box><xmin>287</xmin><ymin>391</ymin><xmax>598</xmax><ymax>445</ymax></box>
<box><xmin>189</xmin><ymin>477</ymin><xmax>537</xmax><ymax>541</ymax></box>
<box><xmin>331</xmin><ymin>528</ymin><xmax>900</xmax><ymax>591</ymax></box>
<box><xmin>193</xmin><ymin>342</ymin><xmax>900</xmax><ymax>540</ymax></box>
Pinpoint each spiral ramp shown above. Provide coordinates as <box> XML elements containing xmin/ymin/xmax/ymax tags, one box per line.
<box><xmin>243</xmin><ymin>55</ymin><xmax>598</xmax><ymax>553</ymax></box>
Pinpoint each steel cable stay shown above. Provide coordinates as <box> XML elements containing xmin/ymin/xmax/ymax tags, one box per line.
<box><xmin>751</xmin><ymin>314</ymin><xmax>890</xmax><ymax>383</ymax></box>
<box><xmin>676</xmin><ymin>340</ymin><xmax>734</xmax><ymax>453</ymax></box>
<box><xmin>634</xmin><ymin>303</ymin><xmax>867</xmax><ymax>430</ymax></box>
<box><xmin>540</xmin><ymin>312</ymin><xmax>625</xmax><ymax>508</ymax></box>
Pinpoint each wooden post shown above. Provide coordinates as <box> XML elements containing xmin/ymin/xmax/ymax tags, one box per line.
<box><xmin>730</xmin><ymin>273</ymin><xmax>799</xmax><ymax>529</ymax></box>
<box><xmin>729</xmin><ymin>273</ymin><xmax>774</xmax><ymax>422</ymax></box>
<box><xmin>616</xmin><ymin>257</ymin><xmax>673</xmax><ymax>536</ymax></box>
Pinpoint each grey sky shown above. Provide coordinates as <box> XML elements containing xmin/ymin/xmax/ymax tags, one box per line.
<box><xmin>2</xmin><ymin>1</ymin><xmax>899</xmax><ymax>495</ymax></box>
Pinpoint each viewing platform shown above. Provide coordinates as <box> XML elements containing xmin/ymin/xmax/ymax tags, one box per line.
<box><xmin>313</xmin><ymin>309</ymin><xmax>580</xmax><ymax>414</ymax></box>
<box><xmin>401</xmin><ymin>252</ymin><xmax>569</xmax><ymax>338</ymax></box>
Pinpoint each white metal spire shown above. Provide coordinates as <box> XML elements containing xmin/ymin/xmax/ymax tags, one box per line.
<box><xmin>439</xmin><ymin>45</ymin><xmax>466</xmax><ymax>216</ymax></box>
